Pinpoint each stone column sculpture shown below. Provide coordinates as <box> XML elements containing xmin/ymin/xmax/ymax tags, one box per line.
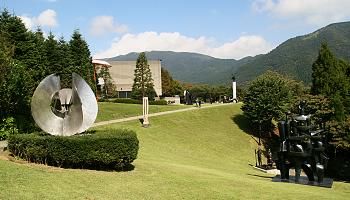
<box><xmin>142</xmin><ymin>97</ymin><xmax>149</xmax><ymax>127</ymax></box>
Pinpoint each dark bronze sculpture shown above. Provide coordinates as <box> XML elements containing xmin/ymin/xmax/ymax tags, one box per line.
<box><xmin>231</xmin><ymin>74</ymin><xmax>236</xmax><ymax>82</ymax></box>
<box><xmin>184</xmin><ymin>90</ymin><xmax>192</xmax><ymax>105</ymax></box>
<box><xmin>277</xmin><ymin>101</ymin><xmax>329</xmax><ymax>183</ymax></box>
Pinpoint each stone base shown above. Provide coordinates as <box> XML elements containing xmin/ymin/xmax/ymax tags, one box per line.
<box><xmin>142</xmin><ymin>123</ymin><xmax>150</xmax><ymax>128</ymax></box>
<box><xmin>272</xmin><ymin>175</ymin><xmax>333</xmax><ymax>188</ymax></box>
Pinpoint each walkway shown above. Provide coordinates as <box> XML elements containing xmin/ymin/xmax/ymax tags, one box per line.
<box><xmin>92</xmin><ymin>102</ymin><xmax>237</xmax><ymax>127</ymax></box>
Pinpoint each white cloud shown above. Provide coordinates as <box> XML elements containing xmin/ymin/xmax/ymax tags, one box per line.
<box><xmin>19</xmin><ymin>16</ymin><xmax>33</xmax><ymax>30</ymax></box>
<box><xmin>93</xmin><ymin>32</ymin><xmax>273</xmax><ymax>59</ymax></box>
<box><xmin>36</xmin><ymin>9</ymin><xmax>57</xmax><ymax>27</ymax></box>
<box><xmin>89</xmin><ymin>16</ymin><xmax>128</xmax><ymax>36</ymax></box>
<box><xmin>252</xmin><ymin>0</ymin><xmax>350</xmax><ymax>26</ymax></box>
<box><xmin>19</xmin><ymin>9</ymin><xmax>58</xmax><ymax>30</ymax></box>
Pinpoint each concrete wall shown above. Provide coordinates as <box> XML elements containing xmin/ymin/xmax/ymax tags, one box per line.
<box><xmin>108</xmin><ymin>60</ymin><xmax>162</xmax><ymax>96</ymax></box>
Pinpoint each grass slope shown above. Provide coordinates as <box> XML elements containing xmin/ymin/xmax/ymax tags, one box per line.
<box><xmin>0</xmin><ymin>104</ymin><xmax>349</xmax><ymax>199</ymax></box>
<box><xmin>96</xmin><ymin>102</ymin><xmax>186</xmax><ymax>122</ymax></box>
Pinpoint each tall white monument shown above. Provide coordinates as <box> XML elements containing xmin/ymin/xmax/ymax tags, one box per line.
<box><xmin>232</xmin><ymin>75</ymin><xmax>238</xmax><ymax>103</ymax></box>
<box><xmin>142</xmin><ymin>97</ymin><xmax>149</xmax><ymax>127</ymax></box>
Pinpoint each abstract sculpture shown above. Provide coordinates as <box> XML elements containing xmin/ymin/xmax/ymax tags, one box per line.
<box><xmin>31</xmin><ymin>73</ymin><xmax>98</xmax><ymax>136</ymax></box>
<box><xmin>277</xmin><ymin>101</ymin><xmax>329</xmax><ymax>183</ymax></box>
<box><xmin>142</xmin><ymin>97</ymin><xmax>149</xmax><ymax>127</ymax></box>
<box><xmin>184</xmin><ymin>90</ymin><xmax>192</xmax><ymax>105</ymax></box>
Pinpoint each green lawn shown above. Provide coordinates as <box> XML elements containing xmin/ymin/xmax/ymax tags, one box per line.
<box><xmin>96</xmin><ymin>102</ymin><xmax>187</xmax><ymax>122</ymax></box>
<box><xmin>0</xmin><ymin>104</ymin><xmax>349</xmax><ymax>199</ymax></box>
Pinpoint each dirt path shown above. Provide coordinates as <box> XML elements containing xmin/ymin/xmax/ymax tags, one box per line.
<box><xmin>92</xmin><ymin>102</ymin><xmax>238</xmax><ymax>127</ymax></box>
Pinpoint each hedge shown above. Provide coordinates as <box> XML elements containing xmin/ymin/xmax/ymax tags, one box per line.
<box><xmin>8</xmin><ymin>129</ymin><xmax>139</xmax><ymax>170</ymax></box>
<box><xmin>112</xmin><ymin>98</ymin><xmax>168</xmax><ymax>105</ymax></box>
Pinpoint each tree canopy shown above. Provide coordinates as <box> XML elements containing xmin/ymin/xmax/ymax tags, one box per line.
<box><xmin>241</xmin><ymin>71</ymin><xmax>302</xmax><ymax>133</ymax></box>
<box><xmin>161</xmin><ymin>67</ymin><xmax>183</xmax><ymax>96</ymax></box>
<box><xmin>0</xmin><ymin>9</ymin><xmax>93</xmax><ymax>136</ymax></box>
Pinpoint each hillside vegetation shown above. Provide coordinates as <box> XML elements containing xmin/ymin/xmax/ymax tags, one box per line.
<box><xmin>109</xmin><ymin>22</ymin><xmax>350</xmax><ymax>85</ymax></box>
<box><xmin>236</xmin><ymin>22</ymin><xmax>350</xmax><ymax>84</ymax></box>
<box><xmin>0</xmin><ymin>104</ymin><xmax>349</xmax><ymax>199</ymax></box>
<box><xmin>109</xmin><ymin>51</ymin><xmax>253</xmax><ymax>84</ymax></box>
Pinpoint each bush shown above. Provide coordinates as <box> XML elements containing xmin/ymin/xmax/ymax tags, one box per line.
<box><xmin>0</xmin><ymin>117</ymin><xmax>18</xmax><ymax>140</ymax></box>
<box><xmin>8</xmin><ymin>129</ymin><xmax>139</xmax><ymax>170</ymax></box>
<box><xmin>112</xmin><ymin>98</ymin><xmax>167</xmax><ymax>105</ymax></box>
<box><xmin>149</xmin><ymin>100</ymin><xmax>167</xmax><ymax>105</ymax></box>
<box><xmin>113</xmin><ymin>98</ymin><xmax>142</xmax><ymax>104</ymax></box>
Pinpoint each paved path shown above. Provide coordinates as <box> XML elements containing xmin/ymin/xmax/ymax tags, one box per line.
<box><xmin>92</xmin><ymin>103</ymin><xmax>237</xmax><ymax>127</ymax></box>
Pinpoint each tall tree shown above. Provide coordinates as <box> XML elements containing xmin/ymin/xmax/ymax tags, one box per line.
<box><xmin>25</xmin><ymin>28</ymin><xmax>47</xmax><ymax>89</ymax></box>
<box><xmin>241</xmin><ymin>71</ymin><xmax>294</xmax><ymax>133</ymax></box>
<box><xmin>0</xmin><ymin>9</ymin><xmax>30</xmax><ymax>61</ymax></box>
<box><xmin>311</xmin><ymin>43</ymin><xmax>349</xmax><ymax>96</ymax></box>
<box><xmin>131</xmin><ymin>52</ymin><xmax>156</xmax><ymax>100</ymax></box>
<box><xmin>44</xmin><ymin>32</ymin><xmax>60</xmax><ymax>74</ymax></box>
<box><xmin>57</xmin><ymin>36</ymin><xmax>70</xmax><ymax>68</ymax></box>
<box><xmin>161</xmin><ymin>67</ymin><xmax>183</xmax><ymax>96</ymax></box>
<box><xmin>68</xmin><ymin>30</ymin><xmax>94</xmax><ymax>89</ymax></box>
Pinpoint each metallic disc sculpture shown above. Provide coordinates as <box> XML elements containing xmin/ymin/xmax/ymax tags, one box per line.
<box><xmin>31</xmin><ymin>73</ymin><xmax>98</xmax><ymax>136</ymax></box>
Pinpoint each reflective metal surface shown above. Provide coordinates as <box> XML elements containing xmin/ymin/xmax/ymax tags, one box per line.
<box><xmin>31</xmin><ymin>73</ymin><xmax>98</xmax><ymax>136</ymax></box>
<box><xmin>72</xmin><ymin>73</ymin><xmax>98</xmax><ymax>133</ymax></box>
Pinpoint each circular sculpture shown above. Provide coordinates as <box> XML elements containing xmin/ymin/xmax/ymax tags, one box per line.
<box><xmin>31</xmin><ymin>73</ymin><xmax>98</xmax><ymax>136</ymax></box>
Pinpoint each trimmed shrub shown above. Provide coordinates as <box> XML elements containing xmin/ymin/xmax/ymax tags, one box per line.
<box><xmin>112</xmin><ymin>98</ymin><xmax>167</xmax><ymax>105</ymax></box>
<box><xmin>149</xmin><ymin>100</ymin><xmax>167</xmax><ymax>105</ymax></box>
<box><xmin>113</xmin><ymin>98</ymin><xmax>141</xmax><ymax>104</ymax></box>
<box><xmin>8</xmin><ymin>129</ymin><xmax>139</xmax><ymax>170</ymax></box>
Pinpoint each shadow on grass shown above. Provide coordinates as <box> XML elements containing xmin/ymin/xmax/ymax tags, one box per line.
<box><xmin>231</xmin><ymin>114</ymin><xmax>257</xmax><ymax>139</ymax></box>
<box><xmin>246</xmin><ymin>173</ymin><xmax>274</xmax><ymax>180</ymax></box>
<box><xmin>6</xmin><ymin>152</ymin><xmax>136</xmax><ymax>172</ymax></box>
<box><xmin>59</xmin><ymin>163</ymin><xmax>136</xmax><ymax>172</ymax></box>
<box><xmin>231</xmin><ymin>114</ymin><xmax>280</xmax><ymax>161</ymax></box>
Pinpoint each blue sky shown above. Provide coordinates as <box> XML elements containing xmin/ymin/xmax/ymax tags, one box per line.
<box><xmin>2</xmin><ymin>0</ymin><xmax>350</xmax><ymax>59</ymax></box>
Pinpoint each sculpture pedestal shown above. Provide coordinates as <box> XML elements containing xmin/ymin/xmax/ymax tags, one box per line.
<box><xmin>142</xmin><ymin>97</ymin><xmax>149</xmax><ymax>127</ymax></box>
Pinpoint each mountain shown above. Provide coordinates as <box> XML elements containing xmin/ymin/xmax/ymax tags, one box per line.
<box><xmin>108</xmin><ymin>51</ymin><xmax>253</xmax><ymax>84</ymax></box>
<box><xmin>236</xmin><ymin>21</ymin><xmax>350</xmax><ymax>84</ymax></box>
<box><xmin>107</xmin><ymin>21</ymin><xmax>350</xmax><ymax>85</ymax></box>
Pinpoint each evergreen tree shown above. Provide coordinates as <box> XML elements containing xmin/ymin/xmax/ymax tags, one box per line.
<box><xmin>57</xmin><ymin>36</ymin><xmax>70</xmax><ymax>69</ymax></box>
<box><xmin>131</xmin><ymin>52</ymin><xmax>156</xmax><ymax>100</ymax></box>
<box><xmin>0</xmin><ymin>9</ymin><xmax>30</xmax><ymax>61</ymax></box>
<box><xmin>44</xmin><ymin>32</ymin><xmax>60</xmax><ymax>74</ymax></box>
<box><xmin>68</xmin><ymin>30</ymin><xmax>94</xmax><ymax>89</ymax></box>
<box><xmin>25</xmin><ymin>28</ymin><xmax>47</xmax><ymax>89</ymax></box>
<box><xmin>311</xmin><ymin>43</ymin><xmax>349</xmax><ymax>96</ymax></box>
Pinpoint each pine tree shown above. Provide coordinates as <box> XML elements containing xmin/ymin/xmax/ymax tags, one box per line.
<box><xmin>131</xmin><ymin>52</ymin><xmax>156</xmax><ymax>100</ymax></box>
<box><xmin>311</xmin><ymin>43</ymin><xmax>349</xmax><ymax>96</ymax></box>
<box><xmin>25</xmin><ymin>28</ymin><xmax>47</xmax><ymax>89</ymax></box>
<box><xmin>0</xmin><ymin>9</ymin><xmax>30</xmax><ymax>61</ymax></box>
<box><xmin>68</xmin><ymin>30</ymin><xmax>94</xmax><ymax>89</ymax></box>
<box><xmin>44</xmin><ymin>32</ymin><xmax>60</xmax><ymax>75</ymax></box>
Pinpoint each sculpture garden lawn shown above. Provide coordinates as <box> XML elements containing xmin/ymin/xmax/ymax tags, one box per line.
<box><xmin>0</xmin><ymin>104</ymin><xmax>349</xmax><ymax>199</ymax></box>
<box><xmin>95</xmin><ymin>102</ymin><xmax>186</xmax><ymax>122</ymax></box>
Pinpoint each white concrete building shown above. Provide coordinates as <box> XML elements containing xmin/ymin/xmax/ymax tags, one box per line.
<box><xmin>108</xmin><ymin>60</ymin><xmax>162</xmax><ymax>98</ymax></box>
